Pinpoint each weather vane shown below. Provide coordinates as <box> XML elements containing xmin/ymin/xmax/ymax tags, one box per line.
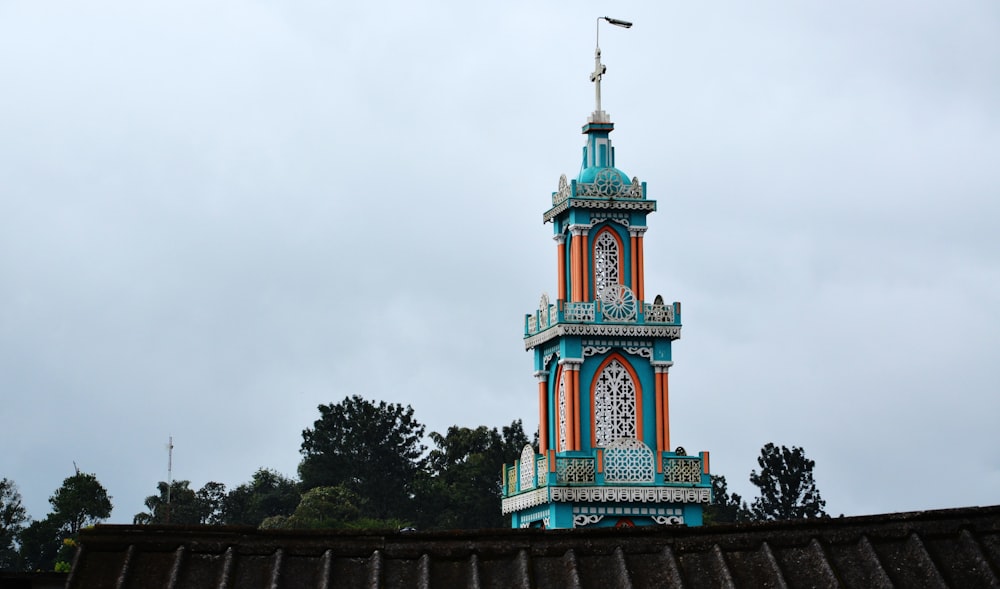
<box><xmin>591</xmin><ymin>16</ymin><xmax>633</xmax><ymax>122</ymax></box>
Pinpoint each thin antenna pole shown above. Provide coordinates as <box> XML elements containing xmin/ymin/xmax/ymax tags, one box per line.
<box><xmin>166</xmin><ymin>436</ymin><xmax>173</xmax><ymax>524</ymax></box>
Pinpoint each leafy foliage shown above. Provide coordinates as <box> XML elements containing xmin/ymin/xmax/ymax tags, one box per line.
<box><xmin>48</xmin><ymin>472</ymin><xmax>113</xmax><ymax>536</ymax></box>
<box><xmin>17</xmin><ymin>518</ymin><xmax>62</xmax><ymax>572</ymax></box>
<box><xmin>133</xmin><ymin>480</ymin><xmax>227</xmax><ymax>525</ymax></box>
<box><xmin>703</xmin><ymin>475</ymin><xmax>749</xmax><ymax>525</ymax></box>
<box><xmin>299</xmin><ymin>396</ymin><xmax>426</xmax><ymax>521</ymax></box>
<box><xmin>748</xmin><ymin>443</ymin><xmax>827</xmax><ymax>521</ymax></box>
<box><xmin>221</xmin><ymin>469</ymin><xmax>299</xmax><ymax>526</ymax></box>
<box><xmin>0</xmin><ymin>478</ymin><xmax>28</xmax><ymax>570</ymax></box>
<box><xmin>414</xmin><ymin>421</ymin><xmax>530</xmax><ymax>529</ymax></box>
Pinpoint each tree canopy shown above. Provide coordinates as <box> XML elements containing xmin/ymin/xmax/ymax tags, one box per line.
<box><xmin>415</xmin><ymin>421</ymin><xmax>530</xmax><ymax>529</ymax></box>
<box><xmin>49</xmin><ymin>472</ymin><xmax>113</xmax><ymax>536</ymax></box>
<box><xmin>0</xmin><ymin>478</ymin><xmax>28</xmax><ymax>570</ymax></box>
<box><xmin>748</xmin><ymin>443</ymin><xmax>827</xmax><ymax>521</ymax></box>
<box><xmin>133</xmin><ymin>480</ymin><xmax>227</xmax><ymax>525</ymax></box>
<box><xmin>299</xmin><ymin>395</ymin><xmax>426</xmax><ymax>521</ymax></box>
<box><xmin>221</xmin><ymin>468</ymin><xmax>299</xmax><ymax>527</ymax></box>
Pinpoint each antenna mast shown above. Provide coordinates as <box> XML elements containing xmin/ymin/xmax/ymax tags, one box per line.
<box><xmin>166</xmin><ymin>436</ymin><xmax>174</xmax><ymax>524</ymax></box>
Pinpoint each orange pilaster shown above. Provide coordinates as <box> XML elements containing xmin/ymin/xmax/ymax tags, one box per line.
<box><xmin>574</xmin><ymin>369</ymin><xmax>582</xmax><ymax>451</ymax></box>
<box><xmin>569</xmin><ymin>235</ymin><xmax>583</xmax><ymax>301</ymax></box>
<box><xmin>655</xmin><ymin>372</ymin><xmax>664</xmax><ymax>468</ymax></box>
<box><xmin>630</xmin><ymin>234</ymin><xmax>639</xmax><ymax>295</ymax></box>
<box><xmin>637</xmin><ymin>235</ymin><xmax>645</xmax><ymax>301</ymax></box>
<box><xmin>538</xmin><ymin>380</ymin><xmax>548</xmax><ymax>454</ymax></box>
<box><xmin>582</xmin><ymin>233</ymin><xmax>590</xmax><ymax>302</ymax></box>
<box><xmin>557</xmin><ymin>241</ymin><xmax>566</xmax><ymax>301</ymax></box>
<box><xmin>662</xmin><ymin>372</ymin><xmax>670</xmax><ymax>451</ymax></box>
<box><xmin>565</xmin><ymin>370</ymin><xmax>575</xmax><ymax>451</ymax></box>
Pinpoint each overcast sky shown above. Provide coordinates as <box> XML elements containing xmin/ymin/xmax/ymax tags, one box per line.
<box><xmin>2</xmin><ymin>0</ymin><xmax>998</xmax><ymax>524</ymax></box>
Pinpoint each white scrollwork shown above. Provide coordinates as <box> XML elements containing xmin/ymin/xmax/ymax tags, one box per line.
<box><xmin>582</xmin><ymin>346</ymin><xmax>611</xmax><ymax>357</ymax></box>
<box><xmin>501</xmin><ymin>487</ymin><xmax>550</xmax><ymax>514</ymax></box>
<box><xmin>573</xmin><ymin>514</ymin><xmax>604</xmax><ymax>527</ymax></box>
<box><xmin>652</xmin><ymin>515</ymin><xmax>685</xmax><ymax>525</ymax></box>
<box><xmin>622</xmin><ymin>346</ymin><xmax>652</xmax><ymax>358</ymax></box>
<box><xmin>553</xmin><ymin>174</ymin><xmax>571</xmax><ymax>205</ymax></box>
<box><xmin>603</xmin><ymin>438</ymin><xmax>655</xmax><ymax>483</ymax></box>
<box><xmin>544</xmin><ymin>199</ymin><xmax>656</xmax><ymax>224</ymax></box>
<box><xmin>550</xmin><ymin>486</ymin><xmax>711</xmax><ymax>504</ymax></box>
<box><xmin>594</xmin><ymin>359</ymin><xmax>638</xmax><ymax>447</ymax></box>
<box><xmin>525</xmin><ymin>324</ymin><xmax>682</xmax><ymax>350</ymax></box>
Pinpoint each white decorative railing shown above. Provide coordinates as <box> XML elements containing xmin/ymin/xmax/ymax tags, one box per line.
<box><xmin>563</xmin><ymin>302</ymin><xmax>595</xmax><ymax>322</ymax></box>
<box><xmin>643</xmin><ymin>302</ymin><xmax>674</xmax><ymax>323</ymax></box>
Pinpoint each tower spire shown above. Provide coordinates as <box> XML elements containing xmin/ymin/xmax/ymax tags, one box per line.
<box><xmin>590</xmin><ymin>16</ymin><xmax>632</xmax><ymax>123</ymax></box>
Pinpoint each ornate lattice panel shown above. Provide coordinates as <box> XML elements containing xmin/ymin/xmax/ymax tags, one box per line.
<box><xmin>556</xmin><ymin>458</ymin><xmax>595</xmax><ymax>484</ymax></box>
<box><xmin>536</xmin><ymin>455</ymin><xmax>549</xmax><ymax>487</ymax></box>
<box><xmin>593</xmin><ymin>231</ymin><xmax>620</xmax><ymax>303</ymax></box>
<box><xmin>519</xmin><ymin>445</ymin><xmax>536</xmax><ymax>491</ymax></box>
<box><xmin>557</xmin><ymin>372</ymin><xmax>568</xmax><ymax>452</ymax></box>
<box><xmin>506</xmin><ymin>465</ymin><xmax>518</xmax><ymax>493</ymax></box>
<box><xmin>594</xmin><ymin>359</ymin><xmax>637</xmax><ymax>447</ymax></box>
<box><xmin>664</xmin><ymin>458</ymin><xmax>703</xmax><ymax>484</ymax></box>
<box><xmin>603</xmin><ymin>438</ymin><xmax>655</xmax><ymax>483</ymax></box>
<box><xmin>564</xmin><ymin>302</ymin><xmax>595</xmax><ymax>322</ymax></box>
<box><xmin>644</xmin><ymin>295</ymin><xmax>675</xmax><ymax>323</ymax></box>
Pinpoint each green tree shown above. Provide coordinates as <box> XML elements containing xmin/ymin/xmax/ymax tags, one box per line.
<box><xmin>221</xmin><ymin>469</ymin><xmax>299</xmax><ymax>526</ymax></box>
<box><xmin>133</xmin><ymin>480</ymin><xmax>225</xmax><ymax>525</ymax></box>
<box><xmin>703</xmin><ymin>475</ymin><xmax>749</xmax><ymax>525</ymax></box>
<box><xmin>299</xmin><ymin>396</ymin><xmax>426</xmax><ymax>520</ymax></box>
<box><xmin>0</xmin><ymin>478</ymin><xmax>29</xmax><ymax>570</ymax></box>
<box><xmin>17</xmin><ymin>518</ymin><xmax>62</xmax><ymax>572</ymax></box>
<box><xmin>748</xmin><ymin>443</ymin><xmax>827</xmax><ymax>521</ymax></box>
<box><xmin>414</xmin><ymin>421</ymin><xmax>530</xmax><ymax>529</ymax></box>
<box><xmin>49</xmin><ymin>472</ymin><xmax>113</xmax><ymax>536</ymax></box>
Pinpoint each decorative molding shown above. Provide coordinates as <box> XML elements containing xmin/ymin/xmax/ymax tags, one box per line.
<box><xmin>573</xmin><ymin>514</ymin><xmax>604</xmax><ymax>527</ymax></box>
<box><xmin>652</xmin><ymin>515</ymin><xmax>685</xmax><ymax>525</ymax></box>
<box><xmin>628</xmin><ymin>227</ymin><xmax>648</xmax><ymax>237</ymax></box>
<box><xmin>583</xmin><ymin>344</ymin><xmax>652</xmax><ymax>359</ymax></box>
<box><xmin>501</xmin><ymin>487</ymin><xmax>549</xmax><ymax>514</ymax></box>
<box><xmin>543</xmin><ymin>199</ymin><xmax>657</xmax><ymax>224</ymax></box>
<box><xmin>526</xmin><ymin>324</ymin><xmax>681</xmax><ymax>350</ymax></box>
<box><xmin>550</xmin><ymin>486</ymin><xmax>711</xmax><ymax>505</ymax></box>
<box><xmin>600</xmin><ymin>284</ymin><xmax>637</xmax><ymax>322</ymax></box>
<box><xmin>553</xmin><ymin>233</ymin><xmax>567</xmax><ymax>244</ymax></box>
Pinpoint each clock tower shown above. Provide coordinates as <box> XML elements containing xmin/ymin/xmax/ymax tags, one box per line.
<box><xmin>501</xmin><ymin>17</ymin><xmax>712</xmax><ymax>529</ymax></box>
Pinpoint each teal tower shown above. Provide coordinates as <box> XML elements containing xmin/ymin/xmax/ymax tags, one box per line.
<box><xmin>501</xmin><ymin>18</ymin><xmax>712</xmax><ymax>529</ymax></box>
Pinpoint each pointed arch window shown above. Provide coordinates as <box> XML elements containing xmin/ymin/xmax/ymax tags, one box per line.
<box><xmin>593</xmin><ymin>358</ymin><xmax>638</xmax><ymax>447</ymax></box>
<box><xmin>593</xmin><ymin>229</ymin><xmax>621</xmax><ymax>303</ymax></box>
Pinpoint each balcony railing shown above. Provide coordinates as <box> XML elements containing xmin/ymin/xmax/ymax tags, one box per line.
<box><xmin>524</xmin><ymin>299</ymin><xmax>680</xmax><ymax>336</ymax></box>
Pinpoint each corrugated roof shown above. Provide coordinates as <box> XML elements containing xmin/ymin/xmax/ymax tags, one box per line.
<box><xmin>67</xmin><ymin>505</ymin><xmax>1000</xmax><ymax>588</ymax></box>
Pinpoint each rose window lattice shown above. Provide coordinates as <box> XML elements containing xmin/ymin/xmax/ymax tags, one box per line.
<box><xmin>594</xmin><ymin>359</ymin><xmax>637</xmax><ymax>447</ymax></box>
<box><xmin>519</xmin><ymin>445</ymin><xmax>536</xmax><ymax>491</ymax></box>
<box><xmin>601</xmin><ymin>284</ymin><xmax>637</xmax><ymax>322</ymax></box>
<box><xmin>593</xmin><ymin>231</ymin><xmax>620</xmax><ymax>303</ymax></box>
<box><xmin>593</xmin><ymin>168</ymin><xmax>625</xmax><ymax>196</ymax></box>
<box><xmin>603</xmin><ymin>438</ymin><xmax>655</xmax><ymax>483</ymax></box>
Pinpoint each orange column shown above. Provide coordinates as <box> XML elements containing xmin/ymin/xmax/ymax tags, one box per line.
<box><xmin>662</xmin><ymin>370</ymin><xmax>670</xmax><ymax>451</ymax></box>
<box><xmin>573</xmin><ymin>370</ymin><xmax>582</xmax><ymax>451</ymax></box>
<box><xmin>655</xmin><ymin>369</ymin><xmax>664</xmax><ymax>470</ymax></box>
<box><xmin>582</xmin><ymin>231</ymin><xmax>590</xmax><ymax>302</ymax></box>
<box><xmin>556</xmin><ymin>236</ymin><xmax>567</xmax><ymax>302</ymax></box>
<box><xmin>569</xmin><ymin>229</ymin><xmax>583</xmax><ymax>301</ymax></box>
<box><xmin>537</xmin><ymin>373</ymin><xmax>549</xmax><ymax>454</ymax></box>
<box><xmin>636</xmin><ymin>232</ymin><xmax>645</xmax><ymax>302</ymax></box>
<box><xmin>630</xmin><ymin>232</ymin><xmax>639</xmax><ymax>295</ymax></box>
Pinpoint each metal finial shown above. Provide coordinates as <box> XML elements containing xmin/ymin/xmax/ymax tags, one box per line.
<box><xmin>591</xmin><ymin>17</ymin><xmax>633</xmax><ymax>122</ymax></box>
